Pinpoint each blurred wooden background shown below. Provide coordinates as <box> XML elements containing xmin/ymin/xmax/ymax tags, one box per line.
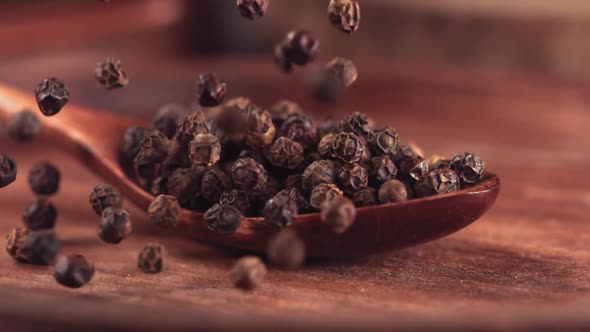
<box><xmin>2</xmin><ymin>0</ymin><xmax>590</xmax><ymax>79</ymax></box>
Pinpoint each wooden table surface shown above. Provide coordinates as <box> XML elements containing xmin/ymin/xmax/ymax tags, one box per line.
<box><xmin>0</xmin><ymin>54</ymin><xmax>589</xmax><ymax>331</ymax></box>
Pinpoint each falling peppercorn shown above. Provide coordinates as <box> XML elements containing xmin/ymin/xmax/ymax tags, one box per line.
<box><xmin>138</xmin><ymin>243</ymin><xmax>164</xmax><ymax>274</ymax></box>
<box><xmin>89</xmin><ymin>184</ymin><xmax>123</xmax><ymax>215</ymax></box>
<box><xmin>195</xmin><ymin>73</ymin><xmax>227</xmax><ymax>107</ymax></box>
<box><xmin>95</xmin><ymin>58</ymin><xmax>129</xmax><ymax>90</ymax></box>
<box><xmin>263</xmin><ymin>190</ymin><xmax>298</xmax><ymax>227</ymax></box>
<box><xmin>310</xmin><ymin>183</ymin><xmax>343</xmax><ymax>210</ymax></box>
<box><xmin>328</xmin><ymin>0</ymin><xmax>360</xmax><ymax>34</ymax></box>
<box><xmin>20</xmin><ymin>230</ymin><xmax>60</xmax><ymax>265</ymax></box>
<box><xmin>229</xmin><ymin>256</ymin><xmax>266</xmax><ymax>290</ymax></box>
<box><xmin>35</xmin><ymin>78</ymin><xmax>70</xmax><ymax>116</ymax></box>
<box><xmin>325</xmin><ymin>57</ymin><xmax>358</xmax><ymax>88</ymax></box>
<box><xmin>119</xmin><ymin>127</ymin><xmax>147</xmax><ymax>170</ymax></box>
<box><xmin>7</xmin><ymin>109</ymin><xmax>41</xmax><ymax>142</ymax></box>
<box><xmin>269</xmin><ymin>100</ymin><xmax>302</xmax><ymax>129</ymax></box>
<box><xmin>152</xmin><ymin>104</ymin><xmax>188</xmax><ymax>139</ymax></box>
<box><xmin>22</xmin><ymin>199</ymin><xmax>57</xmax><ymax>231</ymax></box>
<box><xmin>320</xmin><ymin>196</ymin><xmax>357</xmax><ymax>233</ymax></box>
<box><xmin>267</xmin><ymin>229</ymin><xmax>306</xmax><ymax>270</ymax></box>
<box><xmin>54</xmin><ymin>254</ymin><xmax>95</xmax><ymax>288</ymax></box>
<box><xmin>378</xmin><ymin>179</ymin><xmax>409</xmax><ymax>204</ymax></box>
<box><xmin>148</xmin><ymin>195</ymin><xmax>182</xmax><ymax>229</ymax></box>
<box><xmin>6</xmin><ymin>228</ymin><xmax>28</xmax><ymax>262</ymax></box>
<box><xmin>98</xmin><ymin>207</ymin><xmax>132</xmax><ymax>244</ymax></box>
<box><xmin>0</xmin><ymin>155</ymin><xmax>17</xmax><ymax>188</ymax></box>
<box><xmin>236</xmin><ymin>0</ymin><xmax>269</xmax><ymax>20</ymax></box>
<box><xmin>276</xmin><ymin>30</ymin><xmax>319</xmax><ymax>68</ymax></box>
<box><xmin>28</xmin><ymin>161</ymin><xmax>60</xmax><ymax>196</ymax></box>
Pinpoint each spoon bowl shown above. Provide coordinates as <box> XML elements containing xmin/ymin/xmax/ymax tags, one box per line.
<box><xmin>0</xmin><ymin>83</ymin><xmax>500</xmax><ymax>257</ymax></box>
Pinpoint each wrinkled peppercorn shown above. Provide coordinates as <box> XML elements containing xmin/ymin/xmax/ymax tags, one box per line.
<box><xmin>119</xmin><ymin>126</ymin><xmax>147</xmax><ymax>168</ymax></box>
<box><xmin>429</xmin><ymin>155</ymin><xmax>451</xmax><ymax>170</ymax></box>
<box><xmin>265</xmin><ymin>137</ymin><xmax>304</xmax><ymax>170</ymax></box>
<box><xmin>0</xmin><ymin>155</ymin><xmax>17</xmax><ymax>188</ymax></box>
<box><xmin>274</xmin><ymin>43</ymin><xmax>294</xmax><ymax>73</ymax></box>
<box><xmin>35</xmin><ymin>78</ymin><xmax>70</xmax><ymax>116</ymax></box>
<box><xmin>201</xmin><ymin>168</ymin><xmax>232</xmax><ymax>203</ymax></box>
<box><xmin>328</xmin><ymin>0</ymin><xmax>360</xmax><ymax>34</ymax></box>
<box><xmin>310</xmin><ymin>183</ymin><xmax>343</xmax><ymax>210</ymax></box>
<box><xmin>279</xmin><ymin>30</ymin><xmax>319</xmax><ymax>66</ymax></box>
<box><xmin>270</xmin><ymin>100</ymin><xmax>302</xmax><ymax>129</ymax></box>
<box><xmin>245</xmin><ymin>106</ymin><xmax>275</xmax><ymax>148</ymax></box>
<box><xmin>21</xmin><ymin>230</ymin><xmax>60</xmax><ymax>265</ymax></box>
<box><xmin>263</xmin><ymin>191</ymin><xmax>298</xmax><ymax>227</ymax></box>
<box><xmin>398</xmin><ymin>156</ymin><xmax>429</xmax><ymax>183</ymax></box>
<box><xmin>378</xmin><ymin>179</ymin><xmax>408</xmax><ymax>204</ymax></box>
<box><xmin>135</xmin><ymin>129</ymin><xmax>170</xmax><ymax>164</ymax></box>
<box><xmin>22</xmin><ymin>199</ymin><xmax>57</xmax><ymax>230</ymax></box>
<box><xmin>321</xmin><ymin>196</ymin><xmax>357</xmax><ymax>233</ymax></box>
<box><xmin>98</xmin><ymin>207</ymin><xmax>132</xmax><ymax>244</ymax></box>
<box><xmin>352</xmin><ymin>187</ymin><xmax>378</xmax><ymax>207</ymax></box>
<box><xmin>153</xmin><ymin>104</ymin><xmax>188</xmax><ymax>139</ymax></box>
<box><xmin>166</xmin><ymin>167</ymin><xmax>204</xmax><ymax>208</ymax></box>
<box><xmin>317</xmin><ymin>133</ymin><xmax>335</xmax><ymax>157</ymax></box>
<box><xmin>339</xmin><ymin>112</ymin><xmax>372</xmax><ymax>139</ymax></box>
<box><xmin>138</xmin><ymin>243</ymin><xmax>164</xmax><ymax>273</ymax></box>
<box><xmin>204</xmin><ymin>203</ymin><xmax>242</xmax><ymax>233</ymax></box>
<box><xmin>282</xmin><ymin>115</ymin><xmax>318</xmax><ymax>151</ymax></box>
<box><xmin>54</xmin><ymin>254</ymin><xmax>94</xmax><ymax>288</ymax></box>
<box><xmin>189</xmin><ymin>133</ymin><xmax>221</xmax><ymax>167</ymax></box>
<box><xmin>369</xmin><ymin>155</ymin><xmax>397</xmax><ymax>186</ymax></box>
<box><xmin>392</xmin><ymin>144</ymin><xmax>422</xmax><ymax>164</ymax></box>
<box><xmin>28</xmin><ymin>161</ymin><xmax>60</xmax><ymax>196</ymax></box>
<box><xmin>326</xmin><ymin>57</ymin><xmax>358</xmax><ymax>88</ymax></box>
<box><xmin>307</xmin><ymin>67</ymin><xmax>344</xmax><ymax>102</ymax></box>
<box><xmin>89</xmin><ymin>184</ymin><xmax>122</xmax><ymax>215</ymax></box>
<box><xmin>231</xmin><ymin>158</ymin><xmax>268</xmax><ymax>192</ymax></box>
<box><xmin>95</xmin><ymin>58</ymin><xmax>128</xmax><ymax>90</ymax></box>
<box><xmin>368</xmin><ymin>127</ymin><xmax>398</xmax><ymax>156</ymax></box>
<box><xmin>267</xmin><ymin>229</ymin><xmax>305</xmax><ymax>270</ymax></box>
<box><xmin>415</xmin><ymin>168</ymin><xmax>461</xmax><ymax>198</ymax></box>
<box><xmin>331</xmin><ymin>132</ymin><xmax>364</xmax><ymax>164</ymax></box>
<box><xmin>6</xmin><ymin>228</ymin><xmax>28</xmax><ymax>262</ymax></box>
<box><xmin>148</xmin><ymin>195</ymin><xmax>182</xmax><ymax>229</ymax></box>
<box><xmin>229</xmin><ymin>256</ymin><xmax>266</xmax><ymax>290</ymax></box>
<box><xmin>236</xmin><ymin>0</ymin><xmax>269</xmax><ymax>20</ymax></box>
<box><xmin>302</xmin><ymin>160</ymin><xmax>336</xmax><ymax>191</ymax></box>
<box><xmin>196</xmin><ymin>73</ymin><xmax>227</xmax><ymax>107</ymax></box>
<box><xmin>450</xmin><ymin>152</ymin><xmax>485</xmax><ymax>185</ymax></box>
<box><xmin>337</xmin><ymin>163</ymin><xmax>368</xmax><ymax>195</ymax></box>
<box><xmin>175</xmin><ymin>111</ymin><xmax>211</xmax><ymax>146</ymax></box>
<box><xmin>7</xmin><ymin>110</ymin><xmax>41</xmax><ymax>142</ymax></box>
<box><xmin>220</xmin><ymin>189</ymin><xmax>251</xmax><ymax>215</ymax></box>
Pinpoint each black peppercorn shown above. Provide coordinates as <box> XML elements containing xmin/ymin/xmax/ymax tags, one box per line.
<box><xmin>89</xmin><ymin>184</ymin><xmax>123</xmax><ymax>215</ymax></box>
<box><xmin>0</xmin><ymin>155</ymin><xmax>17</xmax><ymax>188</ymax></box>
<box><xmin>119</xmin><ymin>126</ymin><xmax>147</xmax><ymax>168</ymax></box>
<box><xmin>98</xmin><ymin>207</ymin><xmax>132</xmax><ymax>244</ymax></box>
<box><xmin>265</xmin><ymin>137</ymin><xmax>304</xmax><ymax>170</ymax></box>
<box><xmin>189</xmin><ymin>133</ymin><xmax>221</xmax><ymax>167</ymax></box>
<box><xmin>35</xmin><ymin>77</ymin><xmax>70</xmax><ymax>116</ymax></box>
<box><xmin>245</xmin><ymin>106</ymin><xmax>276</xmax><ymax>148</ymax></box>
<box><xmin>269</xmin><ymin>100</ymin><xmax>302</xmax><ymax>129</ymax></box>
<box><xmin>307</xmin><ymin>67</ymin><xmax>344</xmax><ymax>102</ymax></box>
<box><xmin>148</xmin><ymin>195</ymin><xmax>182</xmax><ymax>229</ymax></box>
<box><xmin>236</xmin><ymin>0</ymin><xmax>269</xmax><ymax>20</ymax></box>
<box><xmin>339</xmin><ymin>112</ymin><xmax>372</xmax><ymax>139</ymax></box>
<box><xmin>325</xmin><ymin>57</ymin><xmax>358</xmax><ymax>88</ymax></box>
<box><xmin>175</xmin><ymin>111</ymin><xmax>212</xmax><ymax>146</ymax></box>
<box><xmin>220</xmin><ymin>189</ymin><xmax>251</xmax><ymax>215</ymax></box>
<box><xmin>281</xmin><ymin>113</ymin><xmax>318</xmax><ymax>150</ymax></box>
<box><xmin>279</xmin><ymin>30</ymin><xmax>319</xmax><ymax>66</ymax></box>
<box><xmin>136</xmin><ymin>129</ymin><xmax>171</xmax><ymax>164</ymax></box>
<box><xmin>217</xmin><ymin>97</ymin><xmax>251</xmax><ymax>141</ymax></box>
<box><xmin>310</xmin><ymin>183</ymin><xmax>343</xmax><ymax>210</ymax></box>
<box><xmin>95</xmin><ymin>58</ymin><xmax>128</xmax><ymax>90</ymax></box>
<box><xmin>415</xmin><ymin>168</ymin><xmax>461</xmax><ymax>198</ymax></box>
<box><xmin>328</xmin><ymin>0</ymin><xmax>360</xmax><ymax>34</ymax></box>
<box><xmin>21</xmin><ymin>230</ymin><xmax>60</xmax><ymax>265</ymax></box>
<box><xmin>22</xmin><ymin>199</ymin><xmax>57</xmax><ymax>230</ymax></box>
<box><xmin>263</xmin><ymin>191</ymin><xmax>298</xmax><ymax>227</ymax></box>
<box><xmin>201</xmin><ymin>167</ymin><xmax>232</xmax><ymax>203</ymax></box>
<box><xmin>352</xmin><ymin>187</ymin><xmax>378</xmax><ymax>207</ymax></box>
<box><xmin>54</xmin><ymin>254</ymin><xmax>95</xmax><ymax>288</ymax></box>
<box><xmin>320</xmin><ymin>196</ymin><xmax>357</xmax><ymax>233</ymax></box>
<box><xmin>450</xmin><ymin>152</ymin><xmax>485</xmax><ymax>185</ymax></box>
<box><xmin>337</xmin><ymin>163</ymin><xmax>368</xmax><ymax>195</ymax></box>
<box><xmin>317</xmin><ymin>133</ymin><xmax>335</xmax><ymax>158</ymax></box>
<box><xmin>196</xmin><ymin>73</ymin><xmax>227</xmax><ymax>107</ymax></box>
<box><xmin>153</xmin><ymin>104</ymin><xmax>188</xmax><ymax>139</ymax></box>
<box><xmin>393</xmin><ymin>143</ymin><xmax>424</xmax><ymax>164</ymax></box>
<box><xmin>267</xmin><ymin>229</ymin><xmax>305</xmax><ymax>270</ymax></box>
<box><xmin>368</xmin><ymin>127</ymin><xmax>399</xmax><ymax>156</ymax></box>
<box><xmin>331</xmin><ymin>132</ymin><xmax>364</xmax><ymax>164</ymax></box>
<box><xmin>229</xmin><ymin>256</ymin><xmax>266</xmax><ymax>290</ymax></box>
<box><xmin>138</xmin><ymin>243</ymin><xmax>164</xmax><ymax>273</ymax></box>
<box><xmin>7</xmin><ymin>109</ymin><xmax>41</xmax><ymax>142</ymax></box>
<box><xmin>398</xmin><ymin>156</ymin><xmax>429</xmax><ymax>183</ymax></box>
<box><xmin>166</xmin><ymin>167</ymin><xmax>205</xmax><ymax>209</ymax></box>
<box><xmin>302</xmin><ymin>160</ymin><xmax>336</xmax><ymax>191</ymax></box>
<box><xmin>204</xmin><ymin>203</ymin><xmax>242</xmax><ymax>233</ymax></box>
<box><xmin>28</xmin><ymin>161</ymin><xmax>60</xmax><ymax>196</ymax></box>
<box><xmin>6</xmin><ymin>228</ymin><xmax>28</xmax><ymax>262</ymax></box>
<box><xmin>231</xmin><ymin>158</ymin><xmax>268</xmax><ymax>192</ymax></box>
<box><xmin>378</xmin><ymin>179</ymin><xmax>408</xmax><ymax>204</ymax></box>
<box><xmin>274</xmin><ymin>43</ymin><xmax>294</xmax><ymax>73</ymax></box>
<box><xmin>369</xmin><ymin>155</ymin><xmax>398</xmax><ymax>186</ymax></box>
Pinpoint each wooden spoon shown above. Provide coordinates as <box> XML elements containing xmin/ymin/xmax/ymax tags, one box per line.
<box><xmin>0</xmin><ymin>83</ymin><xmax>500</xmax><ymax>257</ymax></box>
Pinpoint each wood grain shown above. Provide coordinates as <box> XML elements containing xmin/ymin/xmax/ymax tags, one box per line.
<box><xmin>0</xmin><ymin>55</ymin><xmax>589</xmax><ymax>331</ymax></box>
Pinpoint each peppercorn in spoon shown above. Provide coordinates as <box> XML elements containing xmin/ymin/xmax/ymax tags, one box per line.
<box><xmin>0</xmin><ymin>83</ymin><xmax>499</xmax><ymax>257</ymax></box>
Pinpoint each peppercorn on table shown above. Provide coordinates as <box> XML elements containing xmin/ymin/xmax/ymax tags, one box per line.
<box><xmin>0</xmin><ymin>55</ymin><xmax>589</xmax><ymax>332</ymax></box>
